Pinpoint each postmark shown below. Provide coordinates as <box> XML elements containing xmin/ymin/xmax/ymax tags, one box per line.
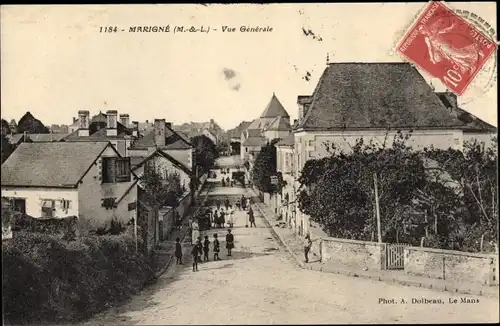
<box><xmin>396</xmin><ymin>1</ymin><xmax>496</xmax><ymax>96</ymax></box>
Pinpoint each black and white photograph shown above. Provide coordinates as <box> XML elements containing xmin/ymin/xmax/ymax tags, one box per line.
<box><xmin>1</xmin><ymin>3</ymin><xmax>498</xmax><ymax>325</ymax></box>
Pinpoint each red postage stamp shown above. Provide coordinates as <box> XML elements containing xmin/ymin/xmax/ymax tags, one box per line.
<box><xmin>396</xmin><ymin>1</ymin><xmax>496</xmax><ymax>95</ymax></box>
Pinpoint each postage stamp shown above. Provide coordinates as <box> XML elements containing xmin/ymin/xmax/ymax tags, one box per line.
<box><xmin>396</xmin><ymin>1</ymin><xmax>497</xmax><ymax>95</ymax></box>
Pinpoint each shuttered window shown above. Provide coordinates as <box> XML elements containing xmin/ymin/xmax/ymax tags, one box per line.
<box><xmin>102</xmin><ymin>157</ymin><xmax>131</xmax><ymax>183</ymax></box>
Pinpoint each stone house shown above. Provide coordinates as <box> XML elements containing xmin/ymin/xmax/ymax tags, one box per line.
<box><xmin>1</xmin><ymin>141</ymin><xmax>138</xmax><ymax>231</ymax></box>
<box><xmin>279</xmin><ymin>62</ymin><xmax>497</xmax><ymax>237</ymax></box>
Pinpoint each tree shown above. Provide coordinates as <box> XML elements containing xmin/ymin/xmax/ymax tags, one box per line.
<box><xmin>1</xmin><ymin>134</ymin><xmax>14</xmax><ymax>164</ymax></box>
<box><xmin>191</xmin><ymin>134</ymin><xmax>219</xmax><ymax>174</ymax></box>
<box><xmin>140</xmin><ymin>162</ymin><xmax>186</xmax><ymax>208</ymax></box>
<box><xmin>1</xmin><ymin>119</ymin><xmax>11</xmax><ymax>135</ymax></box>
<box><xmin>297</xmin><ymin>132</ymin><xmax>428</xmax><ymax>242</ymax></box>
<box><xmin>251</xmin><ymin>139</ymin><xmax>280</xmax><ymax>194</ymax></box>
<box><xmin>17</xmin><ymin>111</ymin><xmax>50</xmax><ymax>134</ymax></box>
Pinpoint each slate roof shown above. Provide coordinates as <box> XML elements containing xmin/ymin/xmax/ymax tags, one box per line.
<box><xmin>247</xmin><ymin>129</ymin><xmax>262</xmax><ymax>137</ymax></box>
<box><xmin>129</xmin><ymin>125</ymin><xmax>192</xmax><ymax>150</ymax></box>
<box><xmin>260</xmin><ymin>94</ymin><xmax>290</xmax><ymax>118</ymax></box>
<box><xmin>132</xmin><ymin>149</ymin><xmax>193</xmax><ymax>176</ymax></box>
<box><xmin>275</xmin><ymin>133</ymin><xmax>294</xmax><ymax>147</ymax></box>
<box><xmin>266</xmin><ymin>116</ymin><xmax>291</xmax><ymax>131</ymax></box>
<box><xmin>1</xmin><ymin>142</ymin><xmax>110</xmax><ymax>188</ymax></box>
<box><xmin>242</xmin><ymin>136</ymin><xmax>267</xmax><ymax>147</ymax></box>
<box><xmin>298</xmin><ymin>62</ymin><xmax>492</xmax><ymax>131</ymax></box>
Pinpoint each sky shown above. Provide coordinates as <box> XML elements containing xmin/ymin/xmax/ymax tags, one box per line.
<box><xmin>1</xmin><ymin>3</ymin><xmax>497</xmax><ymax>130</ymax></box>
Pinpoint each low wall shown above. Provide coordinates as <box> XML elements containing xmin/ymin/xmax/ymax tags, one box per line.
<box><xmin>318</xmin><ymin>237</ymin><xmax>385</xmax><ymax>271</ymax></box>
<box><xmin>405</xmin><ymin>246</ymin><xmax>499</xmax><ymax>286</ymax></box>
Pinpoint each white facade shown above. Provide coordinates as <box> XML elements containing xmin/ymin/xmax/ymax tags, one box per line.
<box><xmin>1</xmin><ymin>145</ymin><xmax>137</xmax><ymax>230</ymax></box>
<box><xmin>133</xmin><ymin>153</ymin><xmax>192</xmax><ymax>191</ymax></box>
<box><xmin>1</xmin><ymin>187</ymin><xmax>79</xmax><ymax>218</ymax></box>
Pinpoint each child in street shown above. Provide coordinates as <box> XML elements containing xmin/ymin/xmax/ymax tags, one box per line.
<box><xmin>175</xmin><ymin>237</ymin><xmax>183</xmax><ymax>265</ymax></box>
<box><xmin>213</xmin><ymin>233</ymin><xmax>221</xmax><ymax>261</ymax></box>
<box><xmin>196</xmin><ymin>237</ymin><xmax>203</xmax><ymax>263</ymax></box>
<box><xmin>191</xmin><ymin>242</ymin><xmax>199</xmax><ymax>272</ymax></box>
<box><xmin>226</xmin><ymin>229</ymin><xmax>234</xmax><ymax>257</ymax></box>
<box><xmin>203</xmin><ymin>235</ymin><xmax>210</xmax><ymax>261</ymax></box>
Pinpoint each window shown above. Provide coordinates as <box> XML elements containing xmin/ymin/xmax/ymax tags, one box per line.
<box><xmin>245</xmin><ymin>147</ymin><xmax>248</xmax><ymax>153</ymax></box>
<box><xmin>102</xmin><ymin>157</ymin><xmax>131</xmax><ymax>183</ymax></box>
<box><xmin>308</xmin><ymin>151</ymin><xmax>314</xmax><ymax>158</ymax></box>
<box><xmin>454</xmin><ymin>138</ymin><xmax>460</xmax><ymax>145</ymax></box>
<box><xmin>41</xmin><ymin>199</ymin><xmax>55</xmax><ymax>218</ymax></box>
<box><xmin>59</xmin><ymin>199</ymin><xmax>71</xmax><ymax>212</ymax></box>
<box><xmin>284</xmin><ymin>153</ymin><xmax>289</xmax><ymax>173</ymax></box>
<box><xmin>128</xmin><ymin>201</ymin><xmax>137</xmax><ymax>211</ymax></box>
<box><xmin>3</xmin><ymin>197</ymin><xmax>26</xmax><ymax>214</ymax></box>
<box><xmin>102</xmin><ymin>197</ymin><xmax>117</xmax><ymax>210</ymax></box>
<box><xmin>308</xmin><ymin>140</ymin><xmax>314</xmax><ymax>147</ymax></box>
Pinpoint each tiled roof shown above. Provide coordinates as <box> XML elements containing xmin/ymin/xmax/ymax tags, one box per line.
<box><xmin>242</xmin><ymin>136</ymin><xmax>267</xmax><ymax>147</ymax></box>
<box><xmin>260</xmin><ymin>94</ymin><xmax>290</xmax><ymax>118</ymax></box>
<box><xmin>246</xmin><ymin>119</ymin><xmax>263</xmax><ymax>130</ymax></box>
<box><xmin>132</xmin><ymin>149</ymin><xmax>193</xmax><ymax>176</ymax></box>
<box><xmin>1</xmin><ymin>142</ymin><xmax>110</xmax><ymax>188</ymax></box>
<box><xmin>275</xmin><ymin>133</ymin><xmax>294</xmax><ymax>147</ymax></box>
<box><xmin>266</xmin><ymin>116</ymin><xmax>291</xmax><ymax>131</ymax></box>
<box><xmin>299</xmin><ymin>62</ymin><xmax>482</xmax><ymax>130</ymax></box>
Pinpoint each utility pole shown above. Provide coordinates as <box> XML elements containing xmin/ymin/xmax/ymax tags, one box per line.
<box><xmin>373</xmin><ymin>172</ymin><xmax>382</xmax><ymax>243</ymax></box>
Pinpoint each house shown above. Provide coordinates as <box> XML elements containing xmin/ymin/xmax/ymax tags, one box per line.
<box><xmin>289</xmin><ymin>62</ymin><xmax>497</xmax><ymax>236</ymax></box>
<box><xmin>128</xmin><ymin>119</ymin><xmax>194</xmax><ymax>172</ymax></box>
<box><xmin>64</xmin><ymin>110</ymin><xmax>138</xmax><ymax>157</ymax></box>
<box><xmin>131</xmin><ymin>149</ymin><xmax>194</xmax><ymax>192</ymax></box>
<box><xmin>274</xmin><ymin>134</ymin><xmax>297</xmax><ymax>229</ymax></box>
<box><xmin>240</xmin><ymin>93</ymin><xmax>291</xmax><ymax>182</ymax></box>
<box><xmin>1</xmin><ymin>141</ymin><xmax>138</xmax><ymax>231</ymax></box>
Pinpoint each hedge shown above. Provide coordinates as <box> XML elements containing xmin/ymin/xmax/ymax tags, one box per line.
<box><xmin>2</xmin><ymin>228</ymin><xmax>153</xmax><ymax>324</ymax></box>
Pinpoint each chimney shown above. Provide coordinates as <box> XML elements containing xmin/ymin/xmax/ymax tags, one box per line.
<box><xmin>154</xmin><ymin>119</ymin><xmax>166</xmax><ymax>148</ymax></box>
<box><xmin>73</xmin><ymin>117</ymin><xmax>77</xmax><ymax>124</ymax></box>
<box><xmin>77</xmin><ymin>110</ymin><xmax>90</xmax><ymax>137</ymax></box>
<box><xmin>166</xmin><ymin>122</ymin><xmax>172</xmax><ymax>129</ymax></box>
<box><xmin>106</xmin><ymin>110</ymin><xmax>118</xmax><ymax>136</ymax></box>
<box><xmin>293</xmin><ymin>119</ymin><xmax>298</xmax><ymax>126</ymax></box>
<box><xmin>119</xmin><ymin>113</ymin><xmax>130</xmax><ymax>128</ymax></box>
<box><xmin>132</xmin><ymin>121</ymin><xmax>139</xmax><ymax>137</ymax></box>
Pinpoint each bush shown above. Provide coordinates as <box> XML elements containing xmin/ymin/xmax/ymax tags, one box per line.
<box><xmin>2</xmin><ymin>230</ymin><xmax>153</xmax><ymax>324</ymax></box>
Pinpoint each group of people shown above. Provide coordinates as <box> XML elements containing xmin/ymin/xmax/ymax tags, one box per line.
<box><xmin>175</xmin><ymin>230</ymin><xmax>235</xmax><ymax>272</ymax></box>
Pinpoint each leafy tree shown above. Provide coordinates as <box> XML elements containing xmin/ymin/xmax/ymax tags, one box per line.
<box><xmin>17</xmin><ymin>111</ymin><xmax>50</xmax><ymax>134</ymax></box>
<box><xmin>298</xmin><ymin>132</ymin><xmax>428</xmax><ymax>242</ymax></box>
<box><xmin>1</xmin><ymin>119</ymin><xmax>11</xmax><ymax>135</ymax></box>
<box><xmin>191</xmin><ymin>134</ymin><xmax>219</xmax><ymax>174</ymax></box>
<box><xmin>140</xmin><ymin>162</ymin><xmax>186</xmax><ymax>208</ymax></box>
<box><xmin>251</xmin><ymin>139</ymin><xmax>280</xmax><ymax>194</ymax></box>
<box><xmin>1</xmin><ymin>134</ymin><xmax>14</xmax><ymax>164</ymax></box>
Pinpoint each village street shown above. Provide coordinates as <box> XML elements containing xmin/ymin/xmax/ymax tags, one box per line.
<box><xmin>79</xmin><ymin>157</ymin><xmax>498</xmax><ymax>325</ymax></box>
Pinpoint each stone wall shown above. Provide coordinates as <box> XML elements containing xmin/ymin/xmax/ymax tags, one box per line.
<box><xmin>317</xmin><ymin>237</ymin><xmax>385</xmax><ymax>271</ymax></box>
<box><xmin>404</xmin><ymin>246</ymin><xmax>499</xmax><ymax>286</ymax></box>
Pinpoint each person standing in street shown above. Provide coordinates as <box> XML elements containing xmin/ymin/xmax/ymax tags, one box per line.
<box><xmin>203</xmin><ymin>235</ymin><xmax>210</xmax><ymax>262</ymax></box>
<box><xmin>304</xmin><ymin>233</ymin><xmax>313</xmax><ymax>263</ymax></box>
<box><xmin>175</xmin><ymin>237</ymin><xmax>183</xmax><ymax>265</ymax></box>
<box><xmin>213</xmin><ymin>233</ymin><xmax>221</xmax><ymax>261</ymax></box>
<box><xmin>216</xmin><ymin>199</ymin><xmax>221</xmax><ymax>210</ymax></box>
<box><xmin>248</xmin><ymin>206</ymin><xmax>256</xmax><ymax>228</ymax></box>
<box><xmin>219</xmin><ymin>209</ymin><xmax>226</xmax><ymax>228</ymax></box>
<box><xmin>196</xmin><ymin>237</ymin><xmax>203</xmax><ymax>263</ymax></box>
<box><xmin>224</xmin><ymin>197</ymin><xmax>230</xmax><ymax>210</ymax></box>
<box><xmin>241</xmin><ymin>195</ymin><xmax>246</xmax><ymax>211</ymax></box>
<box><xmin>191</xmin><ymin>242</ymin><xmax>199</xmax><ymax>272</ymax></box>
<box><xmin>225</xmin><ymin>229</ymin><xmax>234</xmax><ymax>257</ymax></box>
<box><xmin>191</xmin><ymin>218</ymin><xmax>200</xmax><ymax>245</ymax></box>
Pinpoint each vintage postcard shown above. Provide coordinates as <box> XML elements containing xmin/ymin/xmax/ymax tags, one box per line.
<box><xmin>1</xmin><ymin>3</ymin><xmax>498</xmax><ymax>325</ymax></box>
